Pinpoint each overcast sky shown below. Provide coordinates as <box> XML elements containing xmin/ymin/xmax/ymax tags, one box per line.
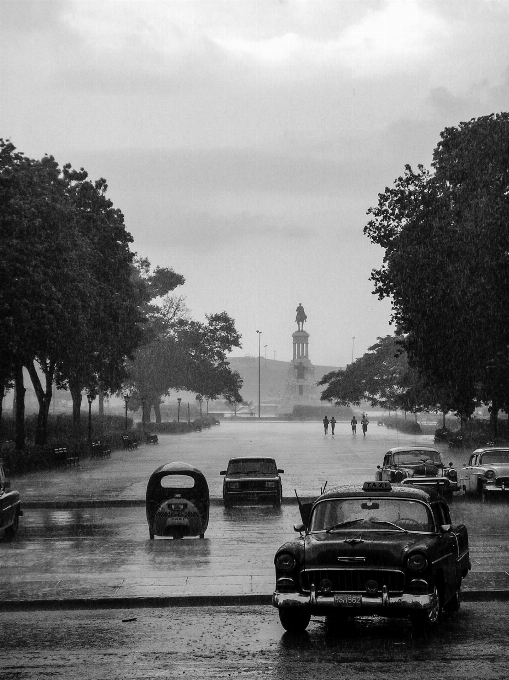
<box><xmin>1</xmin><ymin>0</ymin><xmax>509</xmax><ymax>367</ymax></box>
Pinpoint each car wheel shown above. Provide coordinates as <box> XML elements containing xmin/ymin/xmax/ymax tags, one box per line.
<box><xmin>4</xmin><ymin>512</ymin><xmax>19</xmax><ymax>538</ymax></box>
<box><xmin>411</xmin><ymin>584</ymin><xmax>441</xmax><ymax>633</ymax></box>
<box><xmin>149</xmin><ymin>530</ymin><xmax>154</xmax><ymax>540</ymax></box>
<box><xmin>444</xmin><ymin>587</ymin><xmax>461</xmax><ymax>613</ymax></box>
<box><xmin>224</xmin><ymin>497</ymin><xmax>232</xmax><ymax>509</ymax></box>
<box><xmin>278</xmin><ymin>607</ymin><xmax>311</xmax><ymax>633</ymax></box>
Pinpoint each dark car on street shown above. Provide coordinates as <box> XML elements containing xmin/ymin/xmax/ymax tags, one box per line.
<box><xmin>273</xmin><ymin>481</ymin><xmax>470</xmax><ymax>633</ymax></box>
<box><xmin>375</xmin><ymin>446</ymin><xmax>458</xmax><ymax>499</ymax></box>
<box><xmin>221</xmin><ymin>457</ymin><xmax>284</xmax><ymax>507</ymax></box>
<box><xmin>0</xmin><ymin>458</ymin><xmax>22</xmax><ymax>538</ymax></box>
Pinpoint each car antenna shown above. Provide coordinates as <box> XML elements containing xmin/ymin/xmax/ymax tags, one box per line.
<box><xmin>321</xmin><ymin>481</ymin><xmax>328</xmax><ymax>495</ymax></box>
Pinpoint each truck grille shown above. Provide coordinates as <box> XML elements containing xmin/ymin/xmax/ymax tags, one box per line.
<box><xmin>300</xmin><ymin>569</ymin><xmax>405</xmax><ymax>594</ymax></box>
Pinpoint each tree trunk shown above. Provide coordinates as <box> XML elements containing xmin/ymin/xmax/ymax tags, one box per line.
<box><xmin>13</xmin><ymin>362</ymin><xmax>26</xmax><ymax>450</ymax></box>
<box><xmin>98</xmin><ymin>386</ymin><xmax>104</xmax><ymax>431</ymax></box>
<box><xmin>26</xmin><ymin>360</ymin><xmax>55</xmax><ymax>446</ymax></box>
<box><xmin>142</xmin><ymin>401</ymin><xmax>151</xmax><ymax>425</ymax></box>
<box><xmin>443</xmin><ymin>411</ymin><xmax>446</xmax><ymax>429</ymax></box>
<box><xmin>154</xmin><ymin>401</ymin><xmax>162</xmax><ymax>424</ymax></box>
<box><xmin>490</xmin><ymin>403</ymin><xmax>499</xmax><ymax>438</ymax></box>
<box><xmin>69</xmin><ymin>378</ymin><xmax>83</xmax><ymax>439</ymax></box>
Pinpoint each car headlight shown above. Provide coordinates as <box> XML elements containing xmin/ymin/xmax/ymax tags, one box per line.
<box><xmin>276</xmin><ymin>553</ymin><xmax>296</xmax><ymax>572</ymax></box>
<box><xmin>266</xmin><ymin>481</ymin><xmax>277</xmax><ymax>488</ymax></box>
<box><xmin>484</xmin><ymin>470</ymin><xmax>496</xmax><ymax>480</ymax></box>
<box><xmin>228</xmin><ymin>482</ymin><xmax>240</xmax><ymax>489</ymax></box>
<box><xmin>407</xmin><ymin>553</ymin><xmax>428</xmax><ymax>572</ymax></box>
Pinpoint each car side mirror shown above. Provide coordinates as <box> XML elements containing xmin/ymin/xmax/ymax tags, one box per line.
<box><xmin>220</xmin><ymin>471</ymin><xmax>226</xmax><ymax>475</ymax></box>
<box><xmin>377</xmin><ymin>465</ymin><xmax>381</xmax><ymax>469</ymax></box>
<box><xmin>440</xmin><ymin>524</ymin><xmax>451</xmax><ymax>533</ymax></box>
<box><xmin>278</xmin><ymin>469</ymin><xmax>284</xmax><ymax>474</ymax></box>
<box><xmin>294</xmin><ymin>522</ymin><xmax>305</xmax><ymax>534</ymax></box>
<box><xmin>449</xmin><ymin>462</ymin><xmax>454</xmax><ymax>467</ymax></box>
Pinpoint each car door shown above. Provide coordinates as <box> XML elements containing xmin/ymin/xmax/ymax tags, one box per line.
<box><xmin>380</xmin><ymin>453</ymin><xmax>392</xmax><ymax>481</ymax></box>
<box><xmin>433</xmin><ymin>501</ymin><xmax>458</xmax><ymax>601</ymax></box>
<box><xmin>462</xmin><ymin>454</ymin><xmax>477</xmax><ymax>493</ymax></box>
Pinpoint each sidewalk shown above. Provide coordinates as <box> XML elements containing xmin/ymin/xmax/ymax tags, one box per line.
<box><xmin>3</xmin><ymin>430</ymin><xmax>509</xmax><ymax>609</ymax></box>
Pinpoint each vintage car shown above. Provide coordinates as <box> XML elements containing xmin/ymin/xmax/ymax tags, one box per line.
<box><xmin>375</xmin><ymin>446</ymin><xmax>458</xmax><ymax>498</ymax></box>
<box><xmin>220</xmin><ymin>457</ymin><xmax>284</xmax><ymax>507</ymax></box>
<box><xmin>0</xmin><ymin>458</ymin><xmax>22</xmax><ymax>538</ymax></box>
<box><xmin>459</xmin><ymin>447</ymin><xmax>509</xmax><ymax>500</ymax></box>
<box><xmin>273</xmin><ymin>481</ymin><xmax>470</xmax><ymax>633</ymax></box>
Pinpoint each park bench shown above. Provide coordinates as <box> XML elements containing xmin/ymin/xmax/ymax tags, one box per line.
<box><xmin>144</xmin><ymin>432</ymin><xmax>158</xmax><ymax>444</ymax></box>
<box><xmin>91</xmin><ymin>441</ymin><xmax>111</xmax><ymax>459</ymax></box>
<box><xmin>55</xmin><ymin>446</ymin><xmax>79</xmax><ymax>468</ymax></box>
<box><xmin>121</xmin><ymin>434</ymin><xmax>138</xmax><ymax>450</ymax></box>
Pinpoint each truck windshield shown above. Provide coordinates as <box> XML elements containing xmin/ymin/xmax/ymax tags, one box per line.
<box><xmin>227</xmin><ymin>459</ymin><xmax>277</xmax><ymax>475</ymax></box>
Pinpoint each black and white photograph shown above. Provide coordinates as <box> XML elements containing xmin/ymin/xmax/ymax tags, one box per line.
<box><xmin>1</xmin><ymin>1</ymin><xmax>509</xmax><ymax>678</ymax></box>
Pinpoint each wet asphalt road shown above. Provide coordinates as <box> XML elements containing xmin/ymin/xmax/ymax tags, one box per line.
<box><xmin>1</xmin><ymin>602</ymin><xmax>509</xmax><ymax>679</ymax></box>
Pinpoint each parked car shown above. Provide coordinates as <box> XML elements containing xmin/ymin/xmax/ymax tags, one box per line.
<box><xmin>459</xmin><ymin>447</ymin><xmax>509</xmax><ymax>501</ymax></box>
<box><xmin>220</xmin><ymin>457</ymin><xmax>284</xmax><ymax>507</ymax></box>
<box><xmin>0</xmin><ymin>458</ymin><xmax>22</xmax><ymax>538</ymax></box>
<box><xmin>375</xmin><ymin>446</ymin><xmax>458</xmax><ymax>498</ymax></box>
<box><xmin>273</xmin><ymin>481</ymin><xmax>470</xmax><ymax>633</ymax></box>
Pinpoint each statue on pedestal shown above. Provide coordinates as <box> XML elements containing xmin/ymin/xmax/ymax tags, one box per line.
<box><xmin>295</xmin><ymin>303</ymin><xmax>307</xmax><ymax>331</ymax></box>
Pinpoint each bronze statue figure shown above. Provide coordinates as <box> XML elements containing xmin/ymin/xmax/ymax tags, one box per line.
<box><xmin>295</xmin><ymin>303</ymin><xmax>307</xmax><ymax>331</ymax></box>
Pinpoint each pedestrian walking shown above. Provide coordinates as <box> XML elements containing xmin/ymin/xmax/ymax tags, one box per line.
<box><xmin>322</xmin><ymin>415</ymin><xmax>329</xmax><ymax>434</ymax></box>
<box><xmin>330</xmin><ymin>416</ymin><xmax>336</xmax><ymax>435</ymax></box>
<box><xmin>351</xmin><ymin>415</ymin><xmax>357</xmax><ymax>434</ymax></box>
<box><xmin>361</xmin><ymin>414</ymin><xmax>369</xmax><ymax>436</ymax></box>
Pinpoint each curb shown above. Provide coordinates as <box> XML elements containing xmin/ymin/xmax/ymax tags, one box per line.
<box><xmin>21</xmin><ymin>498</ymin><xmax>310</xmax><ymax>509</ymax></box>
<box><xmin>0</xmin><ymin>594</ymin><xmax>272</xmax><ymax>611</ymax></box>
<box><xmin>1</xmin><ymin>590</ymin><xmax>509</xmax><ymax>612</ymax></box>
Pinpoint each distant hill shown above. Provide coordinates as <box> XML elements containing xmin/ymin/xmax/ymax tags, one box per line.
<box><xmin>226</xmin><ymin>356</ymin><xmax>340</xmax><ymax>405</ymax></box>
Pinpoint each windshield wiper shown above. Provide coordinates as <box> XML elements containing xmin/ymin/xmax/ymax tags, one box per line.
<box><xmin>371</xmin><ymin>520</ymin><xmax>408</xmax><ymax>532</ymax></box>
<box><xmin>326</xmin><ymin>519</ymin><xmax>363</xmax><ymax>532</ymax></box>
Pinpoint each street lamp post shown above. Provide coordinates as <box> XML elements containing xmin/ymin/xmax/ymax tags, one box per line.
<box><xmin>352</xmin><ymin>337</ymin><xmax>355</xmax><ymax>363</ymax></box>
<box><xmin>256</xmin><ymin>330</ymin><xmax>262</xmax><ymax>419</ymax></box>
<box><xmin>87</xmin><ymin>392</ymin><xmax>96</xmax><ymax>444</ymax></box>
<box><xmin>177</xmin><ymin>397</ymin><xmax>182</xmax><ymax>422</ymax></box>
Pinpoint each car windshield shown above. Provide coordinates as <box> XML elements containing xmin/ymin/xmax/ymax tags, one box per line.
<box><xmin>309</xmin><ymin>497</ymin><xmax>434</xmax><ymax>533</ymax></box>
<box><xmin>480</xmin><ymin>450</ymin><xmax>509</xmax><ymax>465</ymax></box>
<box><xmin>227</xmin><ymin>459</ymin><xmax>277</xmax><ymax>475</ymax></box>
<box><xmin>393</xmin><ymin>450</ymin><xmax>442</xmax><ymax>465</ymax></box>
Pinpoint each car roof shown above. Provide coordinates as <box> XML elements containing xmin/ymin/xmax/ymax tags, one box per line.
<box><xmin>473</xmin><ymin>447</ymin><xmax>509</xmax><ymax>454</ymax></box>
<box><xmin>227</xmin><ymin>457</ymin><xmax>276</xmax><ymax>462</ymax></box>
<box><xmin>386</xmin><ymin>446</ymin><xmax>440</xmax><ymax>454</ymax></box>
<box><xmin>317</xmin><ymin>484</ymin><xmax>439</xmax><ymax>503</ymax></box>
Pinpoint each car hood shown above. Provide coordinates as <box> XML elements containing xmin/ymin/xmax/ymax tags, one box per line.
<box><xmin>303</xmin><ymin>531</ymin><xmax>434</xmax><ymax>569</ymax></box>
<box><xmin>225</xmin><ymin>473</ymin><xmax>279</xmax><ymax>480</ymax></box>
<box><xmin>480</xmin><ymin>464</ymin><xmax>509</xmax><ymax>475</ymax></box>
<box><xmin>398</xmin><ymin>463</ymin><xmax>443</xmax><ymax>477</ymax></box>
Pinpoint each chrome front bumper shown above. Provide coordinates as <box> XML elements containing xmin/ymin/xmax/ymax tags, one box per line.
<box><xmin>273</xmin><ymin>588</ymin><xmax>436</xmax><ymax>611</ymax></box>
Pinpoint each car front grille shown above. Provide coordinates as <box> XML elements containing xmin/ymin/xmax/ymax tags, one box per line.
<box><xmin>233</xmin><ymin>481</ymin><xmax>272</xmax><ymax>490</ymax></box>
<box><xmin>300</xmin><ymin>569</ymin><xmax>405</xmax><ymax>594</ymax></box>
<box><xmin>494</xmin><ymin>477</ymin><xmax>509</xmax><ymax>487</ymax></box>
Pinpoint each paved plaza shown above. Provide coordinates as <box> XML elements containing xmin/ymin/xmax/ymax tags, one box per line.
<box><xmin>2</xmin><ymin>421</ymin><xmax>509</xmax><ymax>607</ymax></box>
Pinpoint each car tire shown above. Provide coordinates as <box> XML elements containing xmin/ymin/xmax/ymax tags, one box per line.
<box><xmin>149</xmin><ymin>530</ymin><xmax>154</xmax><ymax>540</ymax></box>
<box><xmin>410</xmin><ymin>584</ymin><xmax>441</xmax><ymax>633</ymax></box>
<box><xmin>224</xmin><ymin>497</ymin><xmax>232</xmax><ymax>509</ymax></box>
<box><xmin>444</xmin><ymin>587</ymin><xmax>461</xmax><ymax>613</ymax></box>
<box><xmin>4</xmin><ymin>512</ymin><xmax>19</xmax><ymax>538</ymax></box>
<box><xmin>278</xmin><ymin>607</ymin><xmax>311</xmax><ymax>633</ymax></box>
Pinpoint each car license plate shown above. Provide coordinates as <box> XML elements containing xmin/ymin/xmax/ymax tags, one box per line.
<box><xmin>334</xmin><ymin>594</ymin><xmax>362</xmax><ymax>606</ymax></box>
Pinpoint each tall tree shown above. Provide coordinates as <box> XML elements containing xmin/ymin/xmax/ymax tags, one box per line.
<box><xmin>364</xmin><ymin>113</ymin><xmax>509</xmax><ymax>423</ymax></box>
